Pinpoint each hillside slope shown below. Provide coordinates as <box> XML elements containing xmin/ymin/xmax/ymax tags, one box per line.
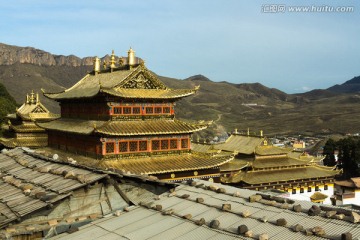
<box><xmin>1</xmin><ymin>43</ymin><xmax>359</xmax><ymax>136</ymax></box>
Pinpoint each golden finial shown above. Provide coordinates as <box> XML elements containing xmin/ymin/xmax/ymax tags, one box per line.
<box><xmin>247</xmin><ymin>128</ymin><xmax>250</xmax><ymax>136</ymax></box>
<box><xmin>128</xmin><ymin>47</ymin><xmax>135</xmax><ymax>66</ymax></box>
<box><xmin>260</xmin><ymin>130</ymin><xmax>263</xmax><ymax>137</ymax></box>
<box><xmin>110</xmin><ymin>50</ymin><xmax>116</xmax><ymax>70</ymax></box>
<box><xmin>26</xmin><ymin>94</ymin><xmax>29</xmax><ymax>104</ymax></box>
<box><xmin>30</xmin><ymin>90</ymin><xmax>35</xmax><ymax>104</ymax></box>
<box><xmin>103</xmin><ymin>60</ymin><xmax>107</xmax><ymax>69</ymax></box>
<box><xmin>93</xmin><ymin>56</ymin><xmax>100</xmax><ymax>74</ymax></box>
<box><xmin>234</xmin><ymin>128</ymin><xmax>238</xmax><ymax>134</ymax></box>
<box><xmin>36</xmin><ymin>93</ymin><xmax>39</xmax><ymax>103</ymax></box>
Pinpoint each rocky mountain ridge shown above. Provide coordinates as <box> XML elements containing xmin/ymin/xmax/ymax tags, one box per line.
<box><xmin>0</xmin><ymin>43</ymin><xmax>116</xmax><ymax>67</ymax></box>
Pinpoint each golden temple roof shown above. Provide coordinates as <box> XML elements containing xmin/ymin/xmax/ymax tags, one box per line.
<box><xmin>255</xmin><ymin>145</ymin><xmax>292</xmax><ymax>156</ymax></box>
<box><xmin>15</xmin><ymin>91</ymin><xmax>59</xmax><ymax>121</ymax></box>
<box><xmin>310</xmin><ymin>192</ymin><xmax>328</xmax><ymax>201</ymax></box>
<box><xmin>96</xmin><ymin>119</ymin><xmax>208</xmax><ymax>136</ymax></box>
<box><xmin>99</xmin><ymin>152</ymin><xmax>233</xmax><ymax>175</ymax></box>
<box><xmin>37</xmin><ymin>119</ymin><xmax>105</xmax><ymax>135</ymax></box>
<box><xmin>214</xmin><ymin>134</ymin><xmax>265</xmax><ymax>154</ymax></box>
<box><xmin>101</xmin><ymin>88</ymin><xmax>197</xmax><ymax>99</ymax></box>
<box><xmin>37</xmin><ymin>118</ymin><xmax>207</xmax><ymax>136</ymax></box>
<box><xmin>252</xmin><ymin>156</ymin><xmax>313</xmax><ymax>169</ymax></box>
<box><xmin>43</xmin><ymin>64</ymin><xmax>197</xmax><ymax>101</ymax></box>
<box><xmin>0</xmin><ymin>137</ymin><xmax>48</xmax><ymax>148</ymax></box>
<box><xmin>222</xmin><ymin>165</ymin><xmax>340</xmax><ymax>185</ymax></box>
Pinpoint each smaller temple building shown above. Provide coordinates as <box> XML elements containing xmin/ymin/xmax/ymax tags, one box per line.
<box><xmin>0</xmin><ymin>91</ymin><xmax>58</xmax><ymax>148</ymax></box>
<box><xmin>192</xmin><ymin>130</ymin><xmax>340</xmax><ymax>204</ymax></box>
<box><xmin>333</xmin><ymin>178</ymin><xmax>360</xmax><ymax>206</ymax></box>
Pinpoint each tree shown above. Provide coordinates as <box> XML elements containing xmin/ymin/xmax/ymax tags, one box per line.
<box><xmin>323</xmin><ymin>138</ymin><xmax>336</xmax><ymax>166</ymax></box>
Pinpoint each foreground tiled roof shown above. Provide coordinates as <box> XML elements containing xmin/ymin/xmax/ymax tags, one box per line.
<box><xmin>223</xmin><ymin>166</ymin><xmax>340</xmax><ymax>184</ymax></box>
<box><xmin>100</xmin><ymin>152</ymin><xmax>234</xmax><ymax>175</ymax></box>
<box><xmin>0</xmin><ymin>148</ymin><xmax>108</xmax><ymax>228</ymax></box>
<box><xmin>53</xmin><ymin>180</ymin><xmax>360</xmax><ymax>240</ymax></box>
<box><xmin>96</xmin><ymin>119</ymin><xmax>208</xmax><ymax>136</ymax></box>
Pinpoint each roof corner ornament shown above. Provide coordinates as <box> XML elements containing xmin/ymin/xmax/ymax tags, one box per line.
<box><xmin>93</xmin><ymin>56</ymin><xmax>101</xmax><ymax>74</ymax></box>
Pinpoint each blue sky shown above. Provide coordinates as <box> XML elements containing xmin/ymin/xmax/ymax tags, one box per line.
<box><xmin>1</xmin><ymin>0</ymin><xmax>359</xmax><ymax>93</ymax></box>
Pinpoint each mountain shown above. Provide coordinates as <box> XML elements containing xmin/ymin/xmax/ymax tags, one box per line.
<box><xmin>0</xmin><ymin>82</ymin><xmax>17</xmax><ymax>125</ymax></box>
<box><xmin>327</xmin><ymin>76</ymin><xmax>360</xmax><ymax>93</ymax></box>
<box><xmin>1</xmin><ymin>42</ymin><xmax>360</xmax><ymax>136</ymax></box>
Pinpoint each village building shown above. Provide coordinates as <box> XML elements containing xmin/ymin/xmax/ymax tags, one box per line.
<box><xmin>0</xmin><ymin>147</ymin><xmax>173</xmax><ymax>239</ymax></box>
<box><xmin>38</xmin><ymin>49</ymin><xmax>233</xmax><ymax>183</ymax></box>
<box><xmin>0</xmin><ymin>91</ymin><xmax>59</xmax><ymax>149</ymax></box>
<box><xmin>333</xmin><ymin>177</ymin><xmax>360</xmax><ymax>206</ymax></box>
<box><xmin>192</xmin><ymin>131</ymin><xmax>340</xmax><ymax>204</ymax></box>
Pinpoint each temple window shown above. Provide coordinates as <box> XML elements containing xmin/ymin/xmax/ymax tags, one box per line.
<box><xmin>161</xmin><ymin>140</ymin><xmax>169</xmax><ymax>150</ymax></box>
<box><xmin>155</xmin><ymin>107</ymin><xmax>162</xmax><ymax>114</ymax></box>
<box><xmin>123</xmin><ymin>107</ymin><xmax>131</xmax><ymax>114</ymax></box>
<box><xmin>315</xmin><ymin>186</ymin><xmax>319</xmax><ymax>191</ymax></box>
<box><xmin>132</xmin><ymin>107</ymin><xmax>141</xmax><ymax>114</ymax></box>
<box><xmin>146</xmin><ymin>107</ymin><xmax>154</xmax><ymax>114</ymax></box>
<box><xmin>300</xmin><ymin>188</ymin><xmax>304</xmax><ymax>193</ymax></box>
<box><xmin>163</xmin><ymin>107</ymin><xmax>170</xmax><ymax>114</ymax></box>
<box><xmin>181</xmin><ymin>139</ymin><xmax>188</xmax><ymax>149</ymax></box>
<box><xmin>292</xmin><ymin>189</ymin><xmax>296</xmax><ymax>194</ymax></box>
<box><xmin>324</xmin><ymin>185</ymin><xmax>328</xmax><ymax>190</ymax></box>
<box><xmin>113</xmin><ymin>107</ymin><xmax>122</xmax><ymax>114</ymax></box>
<box><xmin>139</xmin><ymin>141</ymin><xmax>147</xmax><ymax>151</ymax></box>
<box><xmin>129</xmin><ymin>141</ymin><xmax>138</xmax><ymax>152</ymax></box>
<box><xmin>307</xmin><ymin>187</ymin><xmax>312</xmax><ymax>192</ymax></box>
<box><xmin>106</xmin><ymin>142</ymin><xmax>115</xmax><ymax>154</ymax></box>
<box><xmin>170</xmin><ymin>139</ymin><xmax>177</xmax><ymax>149</ymax></box>
<box><xmin>119</xmin><ymin>142</ymin><xmax>128</xmax><ymax>152</ymax></box>
<box><xmin>152</xmin><ymin>140</ymin><xmax>160</xmax><ymax>150</ymax></box>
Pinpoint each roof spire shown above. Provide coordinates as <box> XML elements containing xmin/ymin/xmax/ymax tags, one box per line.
<box><xmin>110</xmin><ymin>50</ymin><xmax>116</xmax><ymax>71</ymax></box>
<box><xmin>30</xmin><ymin>90</ymin><xmax>36</xmax><ymax>104</ymax></box>
<box><xmin>260</xmin><ymin>130</ymin><xmax>263</xmax><ymax>137</ymax></box>
<box><xmin>247</xmin><ymin>128</ymin><xmax>250</xmax><ymax>136</ymax></box>
<box><xmin>128</xmin><ymin>47</ymin><xmax>135</xmax><ymax>68</ymax></box>
<box><xmin>93</xmin><ymin>56</ymin><xmax>100</xmax><ymax>74</ymax></box>
<box><xmin>26</xmin><ymin>94</ymin><xmax>29</xmax><ymax>104</ymax></box>
<box><xmin>36</xmin><ymin>93</ymin><xmax>39</xmax><ymax>103</ymax></box>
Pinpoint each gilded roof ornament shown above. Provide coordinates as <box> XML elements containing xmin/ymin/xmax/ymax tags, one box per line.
<box><xmin>93</xmin><ymin>56</ymin><xmax>100</xmax><ymax>73</ymax></box>
<box><xmin>103</xmin><ymin>60</ymin><xmax>107</xmax><ymax>70</ymax></box>
<box><xmin>110</xmin><ymin>50</ymin><xmax>116</xmax><ymax>70</ymax></box>
<box><xmin>128</xmin><ymin>47</ymin><xmax>135</xmax><ymax>66</ymax></box>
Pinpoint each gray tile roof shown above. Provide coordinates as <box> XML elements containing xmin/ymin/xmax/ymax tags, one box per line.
<box><xmin>52</xmin><ymin>179</ymin><xmax>360</xmax><ymax>240</ymax></box>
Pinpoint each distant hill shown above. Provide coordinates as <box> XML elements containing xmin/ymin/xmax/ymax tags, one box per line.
<box><xmin>1</xmin><ymin>42</ymin><xmax>360</xmax><ymax>136</ymax></box>
<box><xmin>327</xmin><ymin>76</ymin><xmax>360</xmax><ymax>93</ymax></box>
